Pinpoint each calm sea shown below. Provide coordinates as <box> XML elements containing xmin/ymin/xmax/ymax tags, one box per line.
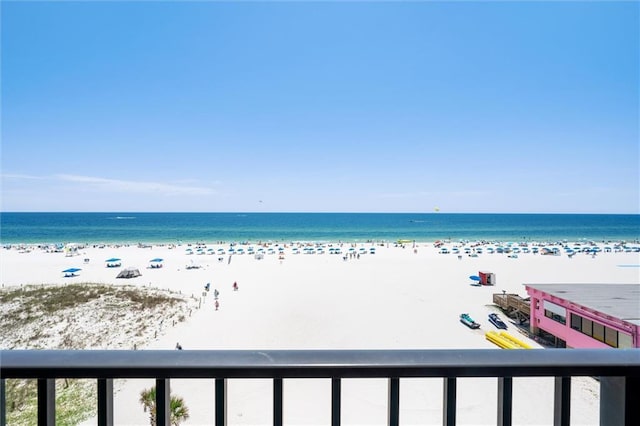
<box><xmin>1</xmin><ymin>213</ymin><xmax>638</xmax><ymax>244</ymax></box>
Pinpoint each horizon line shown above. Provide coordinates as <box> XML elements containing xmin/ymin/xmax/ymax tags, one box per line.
<box><xmin>2</xmin><ymin>211</ymin><xmax>639</xmax><ymax>215</ymax></box>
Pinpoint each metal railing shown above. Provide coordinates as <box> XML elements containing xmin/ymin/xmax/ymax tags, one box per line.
<box><xmin>1</xmin><ymin>349</ymin><xmax>639</xmax><ymax>426</ymax></box>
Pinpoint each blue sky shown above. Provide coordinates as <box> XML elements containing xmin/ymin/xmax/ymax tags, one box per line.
<box><xmin>2</xmin><ymin>1</ymin><xmax>638</xmax><ymax>213</ymax></box>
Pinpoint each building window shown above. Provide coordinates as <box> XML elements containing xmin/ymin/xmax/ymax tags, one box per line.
<box><xmin>570</xmin><ymin>314</ymin><xmax>581</xmax><ymax>330</ymax></box>
<box><xmin>543</xmin><ymin>300</ymin><xmax>566</xmax><ymax>325</ymax></box>
<box><xmin>570</xmin><ymin>312</ymin><xmax>627</xmax><ymax>348</ymax></box>
<box><xmin>593</xmin><ymin>322</ymin><xmax>605</xmax><ymax>342</ymax></box>
<box><xmin>605</xmin><ymin>327</ymin><xmax>618</xmax><ymax>347</ymax></box>
<box><xmin>619</xmin><ymin>332</ymin><xmax>633</xmax><ymax>349</ymax></box>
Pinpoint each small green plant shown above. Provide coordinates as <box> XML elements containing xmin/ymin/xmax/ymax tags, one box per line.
<box><xmin>139</xmin><ymin>386</ymin><xmax>190</xmax><ymax>426</ymax></box>
<box><xmin>2</xmin><ymin>283</ymin><xmax>196</xmax><ymax>425</ymax></box>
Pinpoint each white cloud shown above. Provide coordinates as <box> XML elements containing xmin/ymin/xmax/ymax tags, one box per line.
<box><xmin>1</xmin><ymin>173</ymin><xmax>45</xmax><ymax>180</ymax></box>
<box><xmin>377</xmin><ymin>190</ymin><xmax>491</xmax><ymax>199</ymax></box>
<box><xmin>54</xmin><ymin>174</ymin><xmax>216</xmax><ymax>196</ymax></box>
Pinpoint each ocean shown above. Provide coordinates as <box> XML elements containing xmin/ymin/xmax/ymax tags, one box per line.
<box><xmin>1</xmin><ymin>213</ymin><xmax>638</xmax><ymax>244</ymax></box>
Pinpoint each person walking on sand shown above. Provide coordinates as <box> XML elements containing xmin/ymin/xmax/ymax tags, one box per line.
<box><xmin>214</xmin><ymin>288</ymin><xmax>219</xmax><ymax>299</ymax></box>
<box><xmin>233</xmin><ymin>281</ymin><xmax>238</xmax><ymax>291</ymax></box>
<box><xmin>215</xmin><ymin>300</ymin><xmax>219</xmax><ymax>311</ymax></box>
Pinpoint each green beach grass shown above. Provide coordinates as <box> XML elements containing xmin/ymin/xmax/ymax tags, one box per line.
<box><xmin>1</xmin><ymin>283</ymin><xmax>198</xmax><ymax>425</ymax></box>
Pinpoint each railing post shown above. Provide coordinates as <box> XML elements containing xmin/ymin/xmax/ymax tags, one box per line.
<box><xmin>497</xmin><ymin>377</ymin><xmax>512</xmax><ymax>426</ymax></box>
<box><xmin>273</xmin><ymin>378</ymin><xmax>283</xmax><ymax>426</ymax></box>
<box><xmin>625</xmin><ymin>376</ymin><xmax>640</xmax><ymax>426</ymax></box>
<box><xmin>37</xmin><ymin>378</ymin><xmax>55</xmax><ymax>426</ymax></box>
<box><xmin>1</xmin><ymin>379</ymin><xmax>6</xmax><ymax>426</ymax></box>
<box><xmin>443</xmin><ymin>377</ymin><xmax>456</xmax><ymax>426</ymax></box>
<box><xmin>553</xmin><ymin>376</ymin><xmax>570</xmax><ymax>426</ymax></box>
<box><xmin>215</xmin><ymin>378</ymin><xmax>227</xmax><ymax>426</ymax></box>
<box><xmin>599</xmin><ymin>376</ymin><xmax>640</xmax><ymax>426</ymax></box>
<box><xmin>155</xmin><ymin>379</ymin><xmax>170</xmax><ymax>426</ymax></box>
<box><xmin>388</xmin><ymin>377</ymin><xmax>400</xmax><ymax>426</ymax></box>
<box><xmin>332</xmin><ymin>378</ymin><xmax>341</xmax><ymax>426</ymax></box>
<box><xmin>97</xmin><ymin>379</ymin><xmax>114</xmax><ymax>426</ymax></box>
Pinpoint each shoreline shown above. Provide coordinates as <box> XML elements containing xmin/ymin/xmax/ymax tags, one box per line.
<box><xmin>4</xmin><ymin>237</ymin><xmax>640</xmax><ymax>249</ymax></box>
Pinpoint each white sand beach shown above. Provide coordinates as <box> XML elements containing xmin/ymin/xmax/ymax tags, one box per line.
<box><xmin>2</xmin><ymin>241</ymin><xmax>639</xmax><ymax>425</ymax></box>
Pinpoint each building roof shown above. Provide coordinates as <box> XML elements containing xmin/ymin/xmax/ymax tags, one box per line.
<box><xmin>524</xmin><ymin>284</ymin><xmax>640</xmax><ymax>326</ymax></box>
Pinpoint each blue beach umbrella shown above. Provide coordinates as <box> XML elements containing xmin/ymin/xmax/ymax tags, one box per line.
<box><xmin>105</xmin><ymin>258</ymin><xmax>121</xmax><ymax>262</ymax></box>
<box><xmin>62</xmin><ymin>267</ymin><xmax>81</xmax><ymax>277</ymax></box>
<box><xmin>150</xmin><ymin>258</ymin><xmax>163</xmax><ymax>263</ymax></box>
<box><xmin>469</xmin><ymin>275</ymin><xmax>480</xmax><ymax>281</ymax></box>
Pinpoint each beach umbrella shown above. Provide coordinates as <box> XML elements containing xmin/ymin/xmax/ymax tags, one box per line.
<box><xmin>150</xmin><ymin>258</ymin><xmax>163</xmax><ymax>262</ymax></box>
<box><xmin>63</xmin><ymin>267</ymin><xmax>81</xmax><ymax>277</ymax></box>
<box><xmin>105</xmin><ymin>258</ymin><xmax>121</xmax><ymax>262</ymax></box>
<box><xmin>469</xmin><ymin>275</ymin><xmax>480</xmax><ymax>281</ymax></box>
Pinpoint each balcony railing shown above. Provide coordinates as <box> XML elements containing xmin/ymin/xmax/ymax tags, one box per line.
<box><xmin>1</xmin><ymin>349</ymin><xmax>638</xmax><ymax>426</ymax></box>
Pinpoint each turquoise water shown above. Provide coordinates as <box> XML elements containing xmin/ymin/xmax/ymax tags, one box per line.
<box><xmin>1</xmin><ymin>213</ymin><xmax>638</xmax><ymax>244</ymax></box>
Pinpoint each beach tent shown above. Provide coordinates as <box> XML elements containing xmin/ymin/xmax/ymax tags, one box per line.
<box><xmin>105</xmin><ymin>258</ymin><xmax>122</xmax><ymax>268</ymax></box>
<box><xmin>479</xmin><ymin>271</ymin><xmax>495</xmax><ymax>285</ymax></box>
<box><xmin>65</xmin><ymin>244</ymin><xmax>80</xmax><ymax>257</ymax></box>
<box><xmin>185</xmin><ymin>259</ymin><xmax>201</xmax><ymax>269</ymax></box>
<box><xmin>117</xmin><ymin>267</ymin><xmax>142</xmax><ymax>279</ymax></box>
<box><xmin>149</xmin><ymin>258</ymin><xmax>164</xmax><ymax>268</ymax></box>
<box><xmin>62</xmin><ymin>267</ymin><xmax>81</xmax><ymax>277</ymax></box>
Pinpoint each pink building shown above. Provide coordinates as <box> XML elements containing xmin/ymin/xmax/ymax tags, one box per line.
<box><xmin>525</xmin><ymin>284</ymin><xmax>639</xmax><ymax>349</ymax></box>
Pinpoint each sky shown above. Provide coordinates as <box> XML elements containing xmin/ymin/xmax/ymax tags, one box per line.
<box><xmin>1</xmin><ymin>1</ymin><xmax>638</xmax><ymax>213</ymax></box>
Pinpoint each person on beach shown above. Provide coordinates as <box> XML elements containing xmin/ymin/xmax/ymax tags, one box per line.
<box><xmin>175</xmin><ymin>342</ymin><xmax>182</xmax><ymax>350</ymax></box>
<box><xmin>214</xmin><ymin>288</ymin><xmax>219</xmax><ymax>299</ymax></box>
<box><xmin>233</xmin><ymin>281</ymin><xmax>238</xmax><ymax>291</ymax></box>
<box><xmin>215</xmin><ymin>300</ymin><xmax>219</xmax><ymax>311</ymax></box>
